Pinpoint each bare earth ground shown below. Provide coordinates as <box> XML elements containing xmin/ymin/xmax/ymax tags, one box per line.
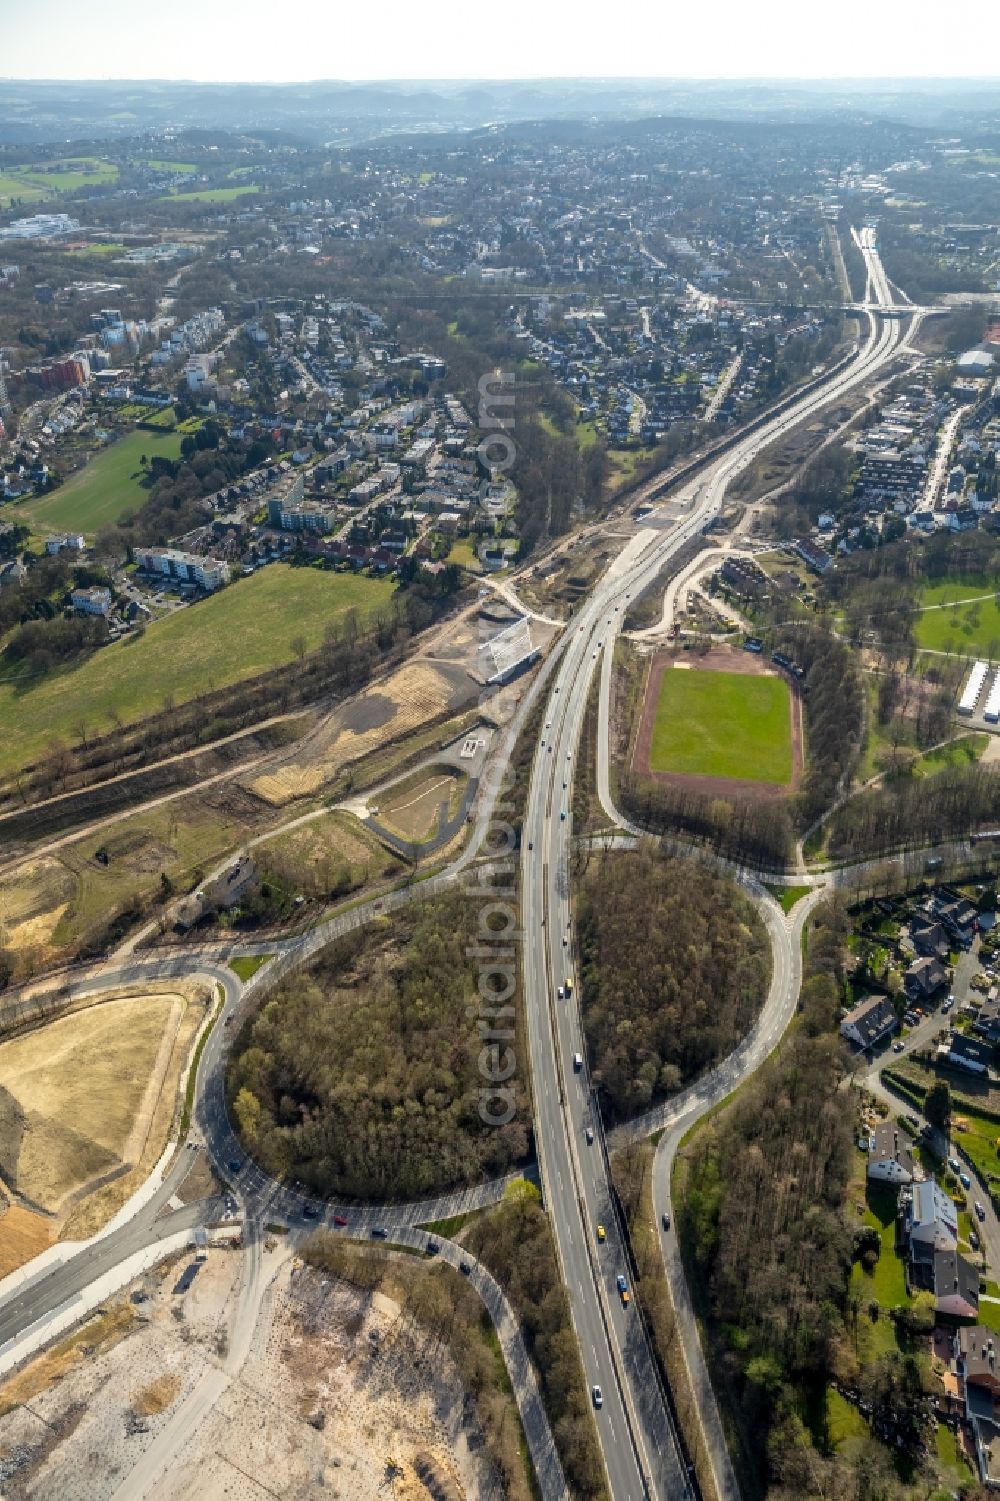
<box><xmin>0</xmin><ymin>1251</ymin><xmax>491</xmax><ymax>1501</ymax></box>
<box><xmin>631</xmin><ymin>646</ymin><xmax>804</xmax><ymax>801</ymax></box>
<box><xmin>248</xmin><ymin>660</ymin><xmax>475</xmax><ymax>807</ymax></box>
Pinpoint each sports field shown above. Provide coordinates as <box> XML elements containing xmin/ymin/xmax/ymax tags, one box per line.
<box><xmin>13</xmin><ymin>428</ymin><xmax>184</xmax><ymax>534</ymax></box>
<box><xmin>649</xmin><ymin>666</ymin><xmax>794</xmax><ymax>785</ymax></box>
<box><xmin>165</xmin><ymin>185</ymin><xmax>259</xmax><ymax>203</ymax></box>
<box><xmin>0</xmin><ymin>566</ymin><xmax>393</xmax><ymax>778</ymax></box>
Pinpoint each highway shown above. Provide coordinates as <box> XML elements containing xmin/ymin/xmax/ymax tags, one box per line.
<box><xmin>519</xmin><ymin>236</ymin><xmax>920</xmax><ymax>1500</ymax></box>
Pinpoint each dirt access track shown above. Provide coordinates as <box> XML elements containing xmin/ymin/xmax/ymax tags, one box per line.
<box><xmin>631</xmin><ymin>646</ymin><xmax>804</xmax><ymax>801</ymax></box>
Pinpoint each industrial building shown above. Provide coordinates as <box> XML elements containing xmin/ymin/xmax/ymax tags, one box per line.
<box><xmin>985</xmin><ymin>669</ymin><xmax>1000</xmax><ymax>724</ymax></box>
<box><xmin>959</xmin><ymin>660</ymin><xmax>989</xmax><ymax>716</ymax></box>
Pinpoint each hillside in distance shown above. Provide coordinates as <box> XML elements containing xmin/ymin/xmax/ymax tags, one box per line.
<box><xmin>1</xmin><ymin>76</ymin><xmax>1000</xmax><ymax>145</ymax></box>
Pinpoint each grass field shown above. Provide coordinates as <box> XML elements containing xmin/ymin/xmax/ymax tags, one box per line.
<box><xmin>0</xmin><ymin>994</ymin><xmax>180</xmax><ymax>1213</ymax></box>
<box><xmin>825</xmin><ymin>1387</ymin><xmax>868</xmax><ymax>1448</ymax></box>
<box><xmin>0</xmin><ymin>567</ymin><xmax>393</xmax><ymax>778</ymax></box>
<box><xmin>763</xmin><ymin>882</ymin><xmax>812</xmax><ymax>913</ymax></box>
<box><xmin>851</xmin><ymin>1178</ymin><xmax>911</xmax><ymax>1308</ymax></box>
<box><xmin>445</xmin><ymin>537</ymin><xmax>481</xmax><ymax>571</ymax></box>
<box><xmin>936</xmin><ymin>1421</ymin><xmax>974</xmax><ymax>1481</ymax></box>
<box><xmin>0</xmin><ymin>173</ymin><xmax>45</xmax><ymax>206</ymax></box>
<box><xmin>12</xmin><ymin>428</ymin><xmax>184</xmax><ymax>534</ymax></box>
<box><xmin>49</xmin><ymin>793</ymin><xmax>271</xmax><ymax>953</ymax></box>
<box><xmin>257</xmin><ymin>810</ymin><xmax>402</xmax><ymax>897</ymax></box>
<box><xmin>144</xmin><ymin>159</ymin><xmax>197</xmax><ymax>172</ymax></box>
<box><xmin>649</xmin><ymin>667</ymin><xmax>793</xmax><ymax>784</ymax></box>
<box><xmin>229</xmin><ymin>955</ymin><xmax>271</xmax><ymax>982</ymax></box>
<box><xmin>67</xmin><ymin>242</ymin><xmax>125</xmax><ymax>257</ymax></box>
<box><xmin>165</xmin><ymin>185</ymin><xmax>259</xmax><ymax>203</ymax></box>
<box><xmin>0</xmin><ymin>158</ymin><xmax>118</xmax><ymax>204</ymax></box>
<box><xmin>915</xmin><ymin>578</ymin><xmax>1000</xmax><ymax>655</ymax></box>
<box><xmin>914</xmin><ymin>733</ymin><xmax>989</xmax><ymax>776</ymax></box>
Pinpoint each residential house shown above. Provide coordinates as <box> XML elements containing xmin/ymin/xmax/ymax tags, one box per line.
<box><xmin>867</xmin><ymin>1122</ymin><xmax>918</xmax><ymax>1185</ymax></box>
<box><xmin>791</xmin><ymin>536</ymin><xmax>835</xmax><ymax>575</ymax></box>
<box><xmin>908</xmin><ymin>915</ymin><xmax>950</xmax><ymax>962</ymax></box>
<box><xmin>906</xmin><ymin>1178</ymin><xmax>959</xmax><ymax>1253</ymax></box>
<box><xmin>928</xmin><ymin>893</ymin><xmax>978</xmax><ymax>947</ymax></box>
<box><xmin>70</xmin><ymin>587</ymin><xmax>112</xmax><ymax>617</ymax></box>
<box><xmin>45</xmin><ymin>532</ymin><xmax>86</xmax><ymax>555</ymax></box>
<box><xmin>840</xmin><ymin>994</ymin><xmax>898</xmax><ymax>1051</ymax></box>
<box><xmin>932</xmin><ymin>1249</ymin><xmax>981</xmax><ymax>1320</ymax></box>
<box><xmin>172</xmin><ymin>856</ymin><xmax>259</xmax><ymax>931</ymax></box>
<box><xmin>937</xmin><ymin>1032</ymin><xmax>993</xmax><ymax>1077</ymax></box>
<box><xmin>958</xmin><ymin>1327</ymin><xmax>1000</xmax><ymax>1398</ymax></box>
<box><xmin>972</xmin><ymin>997</ymin><xmax>1000</xmax><ymax>1046</ymax></box>
<box><xmin>954</xmin><ymin>1327</ymin><xmax>1000</xmax><ymax>1489</ymax></box>
<box><xmin>905</xmin><ymin>955</ymin><xmax>949</xmax><ymax>1001</ymax></box>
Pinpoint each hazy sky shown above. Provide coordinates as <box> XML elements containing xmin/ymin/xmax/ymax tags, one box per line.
<box><xmin>1</xmin><ymin>0</ymin><xmax>993</xmax><ymax>82</ymax></box>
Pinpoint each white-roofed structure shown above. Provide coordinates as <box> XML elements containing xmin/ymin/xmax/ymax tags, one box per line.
<box><xmin>959</xmin><ymin>659</ymin><xmax>989</xmax><ymax>715</ymax></box>
<box><xmin>481</xmin><ymin>616</ymin><xmax>540</xmax><ymax>685</ymax></box>
<box><xmin>985</xmin><ymin>669</ymin><xmax>1000</xmax><ymax>724</ymax></box>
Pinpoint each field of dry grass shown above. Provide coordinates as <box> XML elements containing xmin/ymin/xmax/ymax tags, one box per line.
<box><xmin>0</xmin><ymin>994</ymin><xmax>183</xmax><ymax>1215</ymax></box>
<box><xmin>0</xmin><ymin>857</ymin><xmax>75</xmax><ymax>956</ymax></box>
<box><xmin>62</xmin><ymin>985</ymin><xmax>209</xmax><ymax>1241</ymax></box>
<box><xmin>377</xmin><ymin>769</ymin><xmax>467</xmax><ymax>841</ymax></box>
<box><xmin>0</xmin><ymin>1199</ymin><xmax>53</xmax><ymax>1279</ymax></box>
<box><xmin>250</xmin><ymin>660</ymin><xmax>473</xmax><ymax>807</ymax></box>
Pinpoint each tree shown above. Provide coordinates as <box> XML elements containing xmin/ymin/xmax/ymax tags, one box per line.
<box><xmin>924</xmin><ymin>1079</ymin><xmax>952</xmax><ymax>1127</ymax></box>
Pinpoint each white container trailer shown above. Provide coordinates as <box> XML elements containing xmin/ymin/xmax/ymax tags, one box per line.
<box><xmin>959</xmin><ymin>660</ymin><xmax>989</xmax><ymax>715</ymax></box>
<box><xmin>984</xmin><ymin>669</ymin><xmax>1000</xmax><ymax>724</ymax></box>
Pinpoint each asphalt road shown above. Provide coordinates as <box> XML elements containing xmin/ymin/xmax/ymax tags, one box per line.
<box><xmin>520</xmin><ymin>243</ymin><xmax>917</xmax><ymax>1501</ymax></box>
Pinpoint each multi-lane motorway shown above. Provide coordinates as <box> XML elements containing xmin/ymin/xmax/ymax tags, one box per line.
<box><xmin>520</xmin><ymin>238</ymin><xmax>922</xmax><ymax>1500</ymax></box>
<box><xmin>0</xmin><ymin>232</ymin><xmax>932</xmax><ymax>1501</ymax></box>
